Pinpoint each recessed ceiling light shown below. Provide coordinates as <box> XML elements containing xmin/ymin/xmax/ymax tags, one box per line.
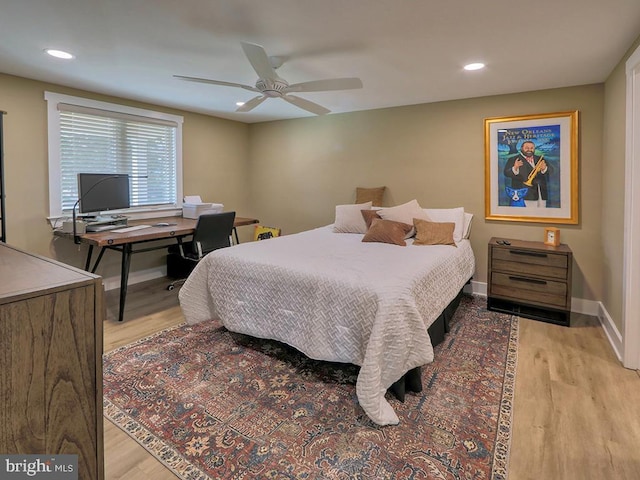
<box><xmin>45</xmin><ymin>49</ymin><xmax>74</xmax><ymax>60</ymax></box>
<box><xmin>464</xmin><ymin>62</ymin><xmax>485</xmax><ymax>71</ymax></box>
<box><xmin>236</xmin><ymin>101</ymin><xmax>245</xmax><ymax>106</ymax></box>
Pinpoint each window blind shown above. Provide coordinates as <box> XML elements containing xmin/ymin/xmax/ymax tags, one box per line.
<box><xmin>58</xmin><ymin>106</ymin><xmax>177</xmax><ymax>212</ymax></box>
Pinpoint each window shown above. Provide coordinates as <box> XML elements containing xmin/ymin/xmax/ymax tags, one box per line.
<box><xmin>46</xmin><ymin>92</ymin><xmax>183</xmax><ymax>218</ymax></box>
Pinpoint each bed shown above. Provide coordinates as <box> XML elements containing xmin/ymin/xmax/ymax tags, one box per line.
<box><xmin>179</xmin><ymin>204</ymin><xmax>475</xmax><ymax>426</ymax></box>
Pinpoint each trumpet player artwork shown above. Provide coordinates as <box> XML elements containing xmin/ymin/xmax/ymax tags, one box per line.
<box><xmin>484</xmin><ymin>111</ymin><xmax>579</xmax><ymax>224</ymax></box>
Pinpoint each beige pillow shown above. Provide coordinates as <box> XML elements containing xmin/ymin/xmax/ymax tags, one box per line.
<box><xmin>356</xmin><ymin>186</ymin><xmax>386</xmax><ymax>207</ymax></box>
<box><xmin>413</xmin><ymin>219</ymin><xmax>457</xmax><ymax>247</ymax></box>
<box><xmin>462</xmin><ymin>212</ymin><xmax>474</xmax><ymax>239</ymax></box>
<box><xmin>362</xmin><ymin>218</ymin><xmax>413</xmax><ymax>246</ymax></box>
<box><xmin>377</xmin><ymin>199</ymin><xmax>423</xmax><ymax>238</ymax></box>
<box><xmin>333</xmin><ymin>201</ymin><xmax>372</xmax><ymax>233</ymax></box>
<box><xmin>361</xmin><ymin>209</ymin><xmax>382</xmax><ymax>229</ymax></box>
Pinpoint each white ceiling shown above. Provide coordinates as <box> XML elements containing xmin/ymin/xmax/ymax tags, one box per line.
<box><xmin>1</xmin><ymin>0</ymin><xmax>639</xmax><ymax>123</ymax></box>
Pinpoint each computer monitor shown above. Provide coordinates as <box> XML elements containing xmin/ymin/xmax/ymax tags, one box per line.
<box><xmin>77</xmin><ymin>173</ymin><xmax>130</xmax><ymax>215</ymax></box>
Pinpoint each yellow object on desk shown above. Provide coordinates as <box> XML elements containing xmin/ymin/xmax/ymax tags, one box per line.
<box><xmin>254</xmin><ymin>225</ymin><xmax>281</xmax><ymax>241</ymax></box>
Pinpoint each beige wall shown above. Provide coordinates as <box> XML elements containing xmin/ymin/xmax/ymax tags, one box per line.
<box><xmin>602</xmin><ymin>34</ymin><xmax>640</xmax><ymax>331</ymax></box>
<box><xmin>0</xmin><ymin>73</ymin><xmax>250</xmax><ymax>277</ymax></box>
<box><xmin>0</xmin><ymin>72</ymin><xmax>613</xmax><ymax>307</ymax></box>
<box><xmin>248</xmin><ymin>84</ymin><xmax>605</xmax><ymax>302</ymax></box>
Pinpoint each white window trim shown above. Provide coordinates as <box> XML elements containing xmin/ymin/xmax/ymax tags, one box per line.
<box><xmin>45</xmin><ymin>91</ymin><xmax>184</xmax><ymax>220</ymax></box>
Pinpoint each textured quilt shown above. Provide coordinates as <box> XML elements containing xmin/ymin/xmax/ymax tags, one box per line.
<box><xmin>179</xmin><ymin>225</ymin><xmax>475</xmax><ymax>425</ymax></box>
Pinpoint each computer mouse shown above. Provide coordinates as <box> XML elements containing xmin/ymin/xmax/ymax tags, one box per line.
<box><xmin>155</xmin><ymin>222</ymin><xmax>170</xmax><ymax>227</ymax></box>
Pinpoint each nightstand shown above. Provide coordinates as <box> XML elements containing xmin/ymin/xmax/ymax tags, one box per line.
<box><xmin>487</xmin><ymin>237</ymin><xmax>572</xmax><ymax>326</ymax></box>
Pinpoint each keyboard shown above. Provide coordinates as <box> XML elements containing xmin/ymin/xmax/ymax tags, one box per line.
<box><xmin>85</xmin><ymin>224</ymin><xmax>122</xmax><ymax>232</ymax></box>
<box><xmin>111</xmin><ymin>225</ymin><xmax>152</xmax><ymax>233</ymax></box>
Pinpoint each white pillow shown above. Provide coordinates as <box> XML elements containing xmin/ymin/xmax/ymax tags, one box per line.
<box><xmin>462</xmin><ymin>212</ymin><xmax>473</xmax><ymax>239</ymax></box>
<box><xmin>377</xmin><ymin>199</ymin><xmax>424</xmax><ymax>238</ymax></box>
<box><xmin>420</xmin><ymin>207</ymin><xmax>465</xmax><ymax>243</ymax></box>
<box><xmin>333</xmin><ymin>201</ymin><xmax>372</xmax><ymax>234</ymax></box>
<box><xmin>377</xmin><ymin>199</ymin><xmax>424</xmax><ymax>225</ymax></box>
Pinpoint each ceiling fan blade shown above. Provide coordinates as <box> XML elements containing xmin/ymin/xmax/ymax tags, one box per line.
<box><xmin>241</xmin><ymin>42</ymin><xmax>280</xmax><ymax>81</ymax></box>
<box><xmin>282</xmin><ymin>95</ymin><xmax>330</xmax><ymax>115</ymax></box>
<box><xmin>173</xmin><ymin>75</ymin><xmax>258</xmax><ymax>92</ymax></box>
<box><xmin>236</xmin><ymin>95</ymin><xmax>267</xmax><ymax>112</ymax></box>
<box><xmin>286</xmin><ymin>77</ymin><xmax>363</xmax><ymax>93</ymax></box>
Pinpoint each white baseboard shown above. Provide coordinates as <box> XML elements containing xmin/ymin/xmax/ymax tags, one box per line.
<box><xmin>103</xmin><ymin>274</ymin><xmax>624</xmax><ymax>362</ymax></box>
<box><xmin>102</xmin><ymin>266</ymin><xmax>166</xmax><ymax>291</ymax></box>
<box><xmin>468</xmin><ymin>281</ymin><xmax>600</xmax><ymax>314</ymax></box>
<box><xmin>470</xmin><ymin>281</ymin><xmax>621</xmax><ymax>360</ymax></box>
<box><xmin>596</xmin><ymin>302</ymin><xmax>623</xmax><ymax>362</ymax></box>
<box><xmin>465</xmin><ymin>280</ymin><xmax>487</xmax><ymax>296</ymax></box>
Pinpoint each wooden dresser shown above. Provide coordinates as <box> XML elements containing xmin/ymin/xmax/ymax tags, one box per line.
<box><xmin>0</xmin><ymin>243</ymin><xmax>104</xmax><ymax>480</ymax></box>
<box><xmin>487</xmin><ymin>237</ymin><xmax>572</xmax><ymax>326</ymax></box>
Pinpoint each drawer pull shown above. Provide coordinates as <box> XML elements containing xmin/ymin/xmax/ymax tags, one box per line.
<box><xmin>508</xmin><ymin>276</ymin><xmax>547</xmax><ymax>285</ymax></box>
<box><xmin>510</xmin><ymin>250</ymin><xmax>548</xmax><ymax>258</ymax></box>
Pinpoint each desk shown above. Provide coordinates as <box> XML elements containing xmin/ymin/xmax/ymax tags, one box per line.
<box><xmin>58</xmin><ymin>215</ymin><xmax>258</xmax><ymax>322</ymax></box>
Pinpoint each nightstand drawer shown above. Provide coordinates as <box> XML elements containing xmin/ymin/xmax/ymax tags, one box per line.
<box><xmin>487</xmin><ymin>237</ymin><xmax>573</xmax><ymax>326</ymax></box>
<box><xmin>492</xmin><ymin>247</ymin><xmax>568</xmax><ymax>280</ymax></box>
<box><xmin>490</xmin><ymin>272</ymin><xmax>568</xmax><ymax>308</ymax></box>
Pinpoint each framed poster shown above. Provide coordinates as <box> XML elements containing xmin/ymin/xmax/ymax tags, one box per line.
<box><xmin>484</xmin><ymin>111</ymin><xmax>578</xmax><ymax>224</ymax></box>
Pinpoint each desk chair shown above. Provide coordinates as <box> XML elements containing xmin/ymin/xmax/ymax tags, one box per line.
<box><xmin>167</xmin><ymin>211</ymin><xmax>236</xmax><ymax>290</ymax></box>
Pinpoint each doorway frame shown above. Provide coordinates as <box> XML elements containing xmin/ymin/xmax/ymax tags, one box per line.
<box><xmin>623</xmin><ymin>44</ymin><xmax>640</xmax><ymax>369</ymax></box>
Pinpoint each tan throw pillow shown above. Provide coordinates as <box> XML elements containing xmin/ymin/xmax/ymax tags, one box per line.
<box><xmin>413</xmin><ymin>219</ymin><xmax>457</xmax><ymax>247</ymax></box>
<box><xmin>361</xmin><ymin>209</ymin><xmax>381</xmax><ymax>229</ymax></box>
<box><xmin>362</xmin><ymin>218</ymin><xmax>413</xmax><ymax>246</ymax></box>
<box><xmin>421</xmin><ymin>207</ymin><xmax>465</xmax><ymax>243</ymax></box>
<box><xmin>356</xmin><ymin>186</ymin><xmax>386</xmax><ymax>207</ymax></box>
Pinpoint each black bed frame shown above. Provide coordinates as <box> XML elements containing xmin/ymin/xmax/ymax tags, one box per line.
<box><xmin>389</xmin><ymin>287</ymin><xmax>465</xmax><ymax>402</ymax></box>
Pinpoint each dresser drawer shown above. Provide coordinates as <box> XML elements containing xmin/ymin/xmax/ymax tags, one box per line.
<box><xmin>492</xmin><ymin>247</ymin><xmax>568</xmax><ymax>279</ymax></box>
<box><xmin>490</xmin><ymin>272</ymin><xmax>568</xmax><ymax>308</ymax></box>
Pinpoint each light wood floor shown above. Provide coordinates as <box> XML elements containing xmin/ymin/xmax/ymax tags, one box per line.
<box><xmin>102</xmin><ymin>279</ymin><xmax>640</xmax><ymax>479</ymax></box>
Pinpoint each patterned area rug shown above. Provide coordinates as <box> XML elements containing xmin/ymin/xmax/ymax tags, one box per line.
<box><xmin>103</xmin><ymin>294</ymin><xmax>517</xmax><ymax>480</ymax></box>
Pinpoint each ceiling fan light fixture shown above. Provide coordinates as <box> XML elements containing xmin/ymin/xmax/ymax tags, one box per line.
<box><xmin>464</xmin><ymin>62</ymin><xmax>485</xmax><ymax>71</ymax></box>
<box><xmin>256</xmin><ymin>78</ymin><xmax>289</xmax><ymax>97</ymax></box>
<box><xmin>45</xmin><ymin>49</ymin><xmax>75</xmax><ymax>60</ymax></box>
<box><xmin>175</xmin><ymin>41</ymin><xmax>363</xmax><ymax>116</ymax></box>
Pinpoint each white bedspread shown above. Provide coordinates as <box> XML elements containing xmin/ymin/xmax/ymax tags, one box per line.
<box><xmin>179</xmin><ymin>225</ymin><xmax>475</xmax><ymax>425</ymax></box>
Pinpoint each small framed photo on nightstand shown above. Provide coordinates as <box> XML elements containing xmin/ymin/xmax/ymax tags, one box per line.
<box><xmin>544</xmin><ymin>227</ymin><xmax>560</xmax><ymax>246</ymax></box>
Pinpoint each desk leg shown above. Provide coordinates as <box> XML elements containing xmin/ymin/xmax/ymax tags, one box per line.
<box><xmin>90</xmin><ymin>247</ymin><xmax>107</xmax><ymax>274</ymax></box>
<box><xmin>84</xmin><ymin>245</ymin><xmax>94</xmax><ymax>271</ymax></box>
<box><xmin>118</xmin><ymin>244</ymin><xmax>133</xmax><ymax>322</ymax></box>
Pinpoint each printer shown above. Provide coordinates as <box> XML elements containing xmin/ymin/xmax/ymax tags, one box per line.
<box><xmin>182</xmin><ymin>195</ymin><xmax>224</xmax><ymax>219</ymax></box>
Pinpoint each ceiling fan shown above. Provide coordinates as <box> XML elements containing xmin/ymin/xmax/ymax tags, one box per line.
<box><xmin>174</xmin><ymin>42</ymin><xmax>363</xmax><ymax>115</ymax></box>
